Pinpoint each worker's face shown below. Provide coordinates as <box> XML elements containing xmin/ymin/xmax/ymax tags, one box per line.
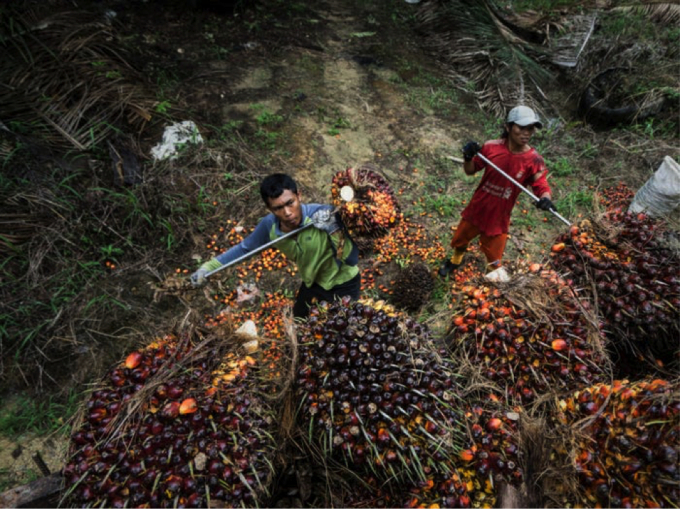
<box><xmin>507</xmin><ymin>123</ymin><xmax>536</xmax><ymax>149</ymax></box>
<box><xmin>267</xmin><ymin>189</ymin><xmax>302</xmax><ymax>232</ymax></box>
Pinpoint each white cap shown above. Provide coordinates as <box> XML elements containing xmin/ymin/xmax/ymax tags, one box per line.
<box><xmin>507</xmin><ymin>106</ymin><xmax>542</xmax><ymax>128</ymax></box>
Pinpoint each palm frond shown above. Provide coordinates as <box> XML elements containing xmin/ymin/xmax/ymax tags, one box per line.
<box><xmin>0</xmin><ymin>9</ymin><xmax>155</xmax><ymax>152</ymax></box>
<box><xmin>414</xmin><ymin>0</ymin><xmax>553</xmax><ymax>116</ymax></box>
<box><xmin>614</xmin><ymin>2</ymin><xmax>680</xmax><ymax>25</ymax></box>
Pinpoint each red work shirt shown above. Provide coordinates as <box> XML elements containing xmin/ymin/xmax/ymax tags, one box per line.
<box><xmin>461</xmin><ymin>139</ymin><xmax>550</xmax><ymax>236</ymax></box>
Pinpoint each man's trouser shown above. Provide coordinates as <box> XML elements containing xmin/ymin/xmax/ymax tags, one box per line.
<box><xmin>293</xmin><ymin>272</ymin><xmax>361</xmax><ymax>318</ymax></box>
<box><xmin>450</xmin><ymin>218</ymin><xmax>508</xmax><ymax>266</ymax></box>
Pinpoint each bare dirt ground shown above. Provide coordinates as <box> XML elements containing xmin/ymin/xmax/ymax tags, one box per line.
<box><xmin>2</xmin><ymin>0</ymin><xmax>678</xmax><ymax>497</ymax></box>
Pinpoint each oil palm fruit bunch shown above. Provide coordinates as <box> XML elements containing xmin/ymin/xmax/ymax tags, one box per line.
<box><xmin>455</xmin><ymin>401</ymin><xmax>524</xmax><ymax>507</ymax></box>
<box><xmin>550</xmin><ymin>378</ymin><xmax>679</xmax><ymax>508</ymax></box>
<box><xmin>390</xmin><ymin>262</ymin><xmax>435</xmax><ymax>312</ymax></box>
<box><xmin>62</xmin><ymin>331</ymin><xmax>278</xmax><ymax>508</ymax></box>
<box><xmin>549</xmin><ymin>213</ymin><xmax>680</xmax><ymax>365</ymax></box>
<box><xmin>404</xmin><ymin>400</ymin><xmax>523</xmax><ymax>508</ymax></box>
<box><xmin>331</xmin><ymin>164</ymin><xmax>402</xmax><ymax>250</ymax></box>
<box><xmin>294</xmin><ymin>297</ymin><xmax>471</xmax><ymax>505</ymax></box>
<box><xmin>447</xmin><ymin>267</ymin><xmax>609</xmax><ymax>404</ymax></box>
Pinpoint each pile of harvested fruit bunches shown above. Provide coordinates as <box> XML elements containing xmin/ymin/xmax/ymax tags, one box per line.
<box><xmin>331</xmin><ymin>165</ymin><xmax>402</xmax><ymax>249</ymax></box>
<box><xmin>549</xmin><ymin>378</ymin><xmax>679</xmax><ymax>508</ymax></box>
<box><xmin>62</xmin><ymin>331</ymin><xmax>279</xmax><ymax>508</ymax></box>
<box><xmin>295</xmin><ymin>297</ymin><xmax>476</xmax><ymax>507</ymax></box>
<box><xmin>446</xmin><ymin>265</ymin><xmax>610</xmax><ymax>405</ymax></box>
<box><xmin>549</xmin><ymin>211</ymin><xmax>680</xmax><ymax>368</ymax></box>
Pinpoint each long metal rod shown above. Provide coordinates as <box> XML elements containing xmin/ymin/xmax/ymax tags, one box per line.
<box><xmin>205</xmin><ymin>222</ymin><xmax>314</xmax><ymax>278</ymax></box>
<box><xmin>476</xmin><ymin>152</ymin><xmax>572</xmax><ymax>227</ymax></box>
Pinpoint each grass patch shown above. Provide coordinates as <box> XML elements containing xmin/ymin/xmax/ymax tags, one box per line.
<box><xmin>547</xmin><ymin>156</ymin><xmax>578</xmax><ymax>177</ymax></box>
<box><xmin>0</xmin><ymin>390</ymin><xmax>80</xmax><ymax>437</ymax></box>
<box><xmin>509</xmin><ymin>0</ymin><xmax>576</xmax><ymax>13</ymax></box>
<box><xmin>556</xmin><ymin>189</ymin><xmax>594</xmax><ymax>219</ymax></box>
<box><xmin>405</xmin><ymin>74</ymin><xmax>460</xmax><ymax>117</ymax></box>
<box><xmin>411</xmin><ymin>193</ymin><xmax>464</xmax><ymax>218</ymax></box>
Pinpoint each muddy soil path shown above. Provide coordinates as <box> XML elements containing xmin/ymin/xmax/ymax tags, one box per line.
<box><xmin>219</xmin><ymin>0</ymin><xmax>470</xmax><ymax>200</ymax></box>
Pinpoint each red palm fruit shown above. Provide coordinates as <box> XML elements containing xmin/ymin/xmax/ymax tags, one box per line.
<box><xmin>110</xmin><ymin>369</ymin><xmax>125</xmax><ymax>387</ymax></box>
<box><xmin>88</xmin><ymin>408</ymin><xmax>107</xmax><ymax>423</ymax></box>
<box><xmin>179</xmin><ymin>398</ymin><xmax>198</xmax><ymax>415</ymax></box>
<box><xmin>551</xmin><ymin>243</ymin><xmax>566</xmax><ymax>252</ymax></box>
<box><xmin>551</xmin><ymin>339</ymin><xmax>568</xmax><ymax>351</ymax></box>
<box><xmin>486</xmin><ymin>418</ymin><xmax>502</xmax><ymax>431</ymax></box>
<box><xmin>166</xmin><ymin>384</ymin><xmax>184</xmax><ymax>399</ymax></box>
<box><xmin>125</xmin><ymin>352</ymin><xmax>143</xmax><ymax>369</ymax></box>
<box><xmin>161</xmin><ymin>401</ymin><xmax>180</xmax><ymax>419</ymax></box>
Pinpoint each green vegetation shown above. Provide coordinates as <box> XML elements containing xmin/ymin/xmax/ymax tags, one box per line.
<box><xmin>557</xmin><ymin>189</ymin><xmax>594</xmax><ymax>219</ymax></box>
<box><xmin>327</xmin><ymin>116</ymin><xmax>351</xmax><ymax>136</ymax></box>
<box><xmin>0</xmin><ymin>390</ymin><xmax>80</xmax><ymax>437</ymax></box>
<box><xmin>599</xmin><ymin>9</ymin><xmax>659</xmax><ymax>41</ymax></box>
<box><xmin>509</xmin><ymin>0</ymin><xmax>574</xmax><ymax>12</ymax></box>
<box><xmin>401</xmin><ymin>69</ymin><xmax>460</xmax><ymax>116</ymax></box>
<box><xmin>547</xmin><ymin>156</ymin><xmax>577</xmax><ymax>177</ymax></box>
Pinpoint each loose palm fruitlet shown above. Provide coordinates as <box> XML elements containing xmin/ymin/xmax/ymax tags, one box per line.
<box><xmin>549</xmin><ymin>213</ymin><xmax>680</xmax><ymax>363</ymax></box>
<box><xmin>447</xmin><ymin>267</ymin><xmax>609</xmax><ymax>404</ymax></box>
<box><xmin>551</xmin><ymin>379</ymin><xmax>679</xmax><ymax>508</ymax></box>
<box><xmin>331</xmin><ymin>165</ymin><xmax>402</xmax><ymax>249</ymax></box>
<box><xmin>390</xmin><ymin>262</ymin><xmax>435</xmax><ymax>312</ymax></box>
<box><xmin>62</xmin><ymin>332</ymin><xmax>278</xmax><ymax>508</ymax></box>
<box><xmin>295</xmin><ymin>297</ymin><xmax>472</xmax><ymax>506</ymax></box>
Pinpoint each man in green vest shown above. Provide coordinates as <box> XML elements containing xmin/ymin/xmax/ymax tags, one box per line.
<box><xmin>191</xmin><ymin>173</ymin><xmax>360</xmax><ymax>318</ymax></box>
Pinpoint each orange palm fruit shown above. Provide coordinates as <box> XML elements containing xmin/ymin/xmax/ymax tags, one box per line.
<box><xmin>460</xmin><ymin>449</ymin><xmax>475</xmax><ymax>462</ymax></box>
<box><xmin>179</xmin><ymin>398</ymin><xmax>197</xmax><ymax>415</ymax></box>
<box><xmin>125</xmin><ymin>352</ymin><xmax>142</xmax><ymax>369</ymax></box>
<box><xmin>551</xmin><ymin>339</ymin><xmax>568</xmax><ymax>351</ymax></box>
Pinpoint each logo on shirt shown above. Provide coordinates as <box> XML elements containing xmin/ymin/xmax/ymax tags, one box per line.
<box><xmin>516</xmin><ymin>170</ymin><xmax>525</xmax><ymax>179</ymax></box>
<box><xmin>502</xmin><ymin>187</ymin><xmax>512</xmax><ymax>200</ymax></box>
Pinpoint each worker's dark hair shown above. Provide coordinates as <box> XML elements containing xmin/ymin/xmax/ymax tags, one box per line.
<box><xmin>260</xmin><ymin>173</ymin><xmax>298</xmax><ymax>204</ymax></box>
<box><xmin>501</xmin><ymin>122</ymin><xmax>512</xmax><ymax>138</ymax></box>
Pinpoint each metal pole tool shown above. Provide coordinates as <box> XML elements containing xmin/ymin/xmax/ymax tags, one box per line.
<box><xmin>205</xmin><ymin>222</ymin><xmax>314</xmax><ymax>279</ymax></box>
<box><xmin>475</xmin><ymin>152</ymin><xmax>572</xmax><ymax>227</ymax></box>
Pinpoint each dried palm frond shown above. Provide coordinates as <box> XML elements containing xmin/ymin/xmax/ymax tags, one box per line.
<box><xmin>0</xmin><ymin>9</ymin><xmax>155</xmax><ymax>152</ymax></box>
<box><xmin>614</xmin><ymin>2</ymin><xmax>680</xmax><ymax>25</ymax></box>
<box><xmin>414</xmin><ymin>0</ymin><xmax>554</xmax><ymax>117</ymax></box>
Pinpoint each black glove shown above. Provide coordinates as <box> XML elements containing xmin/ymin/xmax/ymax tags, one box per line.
<box><xmin>536</xmin><ymin>197</ymin><xmax>555</xmax><ymax>211</ymax></box>
<box><xmin>462</xmin><ymin>141</ymin><xmax>481</xmax><ymax>162</ymax></box>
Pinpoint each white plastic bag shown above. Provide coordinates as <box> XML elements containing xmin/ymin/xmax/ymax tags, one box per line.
<box><xmin>150</xmin><ymin>121</ymin><xmax>204</xmax><ymax>161</ymax></box>
<box><xmin>484</xmin><ymin>266</ymin><xmax>510</xmax><ymax>283</ymax></box>
<box><xmin>629</xmin><ymin>156</ymin><xmax>680</xmax><ymax>217</ymax></box>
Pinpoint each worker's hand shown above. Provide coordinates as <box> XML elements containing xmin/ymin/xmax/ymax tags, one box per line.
<box><xmin>536</xmin><ymin>197</ymin><xmax>555</xmax><ymax>211</ymax></box>
<box><xmin>311</xmin><ymin>209</ymin><xmax>340</xmax><ymax>234</ymax></box>
<box><xmin>190</xmin><ymin>268</ymin><xmax>209</xmax><ymax>287</ymax></box>
<box><xmin>462</xmin><ymin>141</ymin><xmax>482</xmax><ymax>161</ymax></box>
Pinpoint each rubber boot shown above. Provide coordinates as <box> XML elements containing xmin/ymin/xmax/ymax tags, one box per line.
<box><xmin>438</xmin><ymin>259</ymin><xmax>460</xmax><ymax>278</ymax></box>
